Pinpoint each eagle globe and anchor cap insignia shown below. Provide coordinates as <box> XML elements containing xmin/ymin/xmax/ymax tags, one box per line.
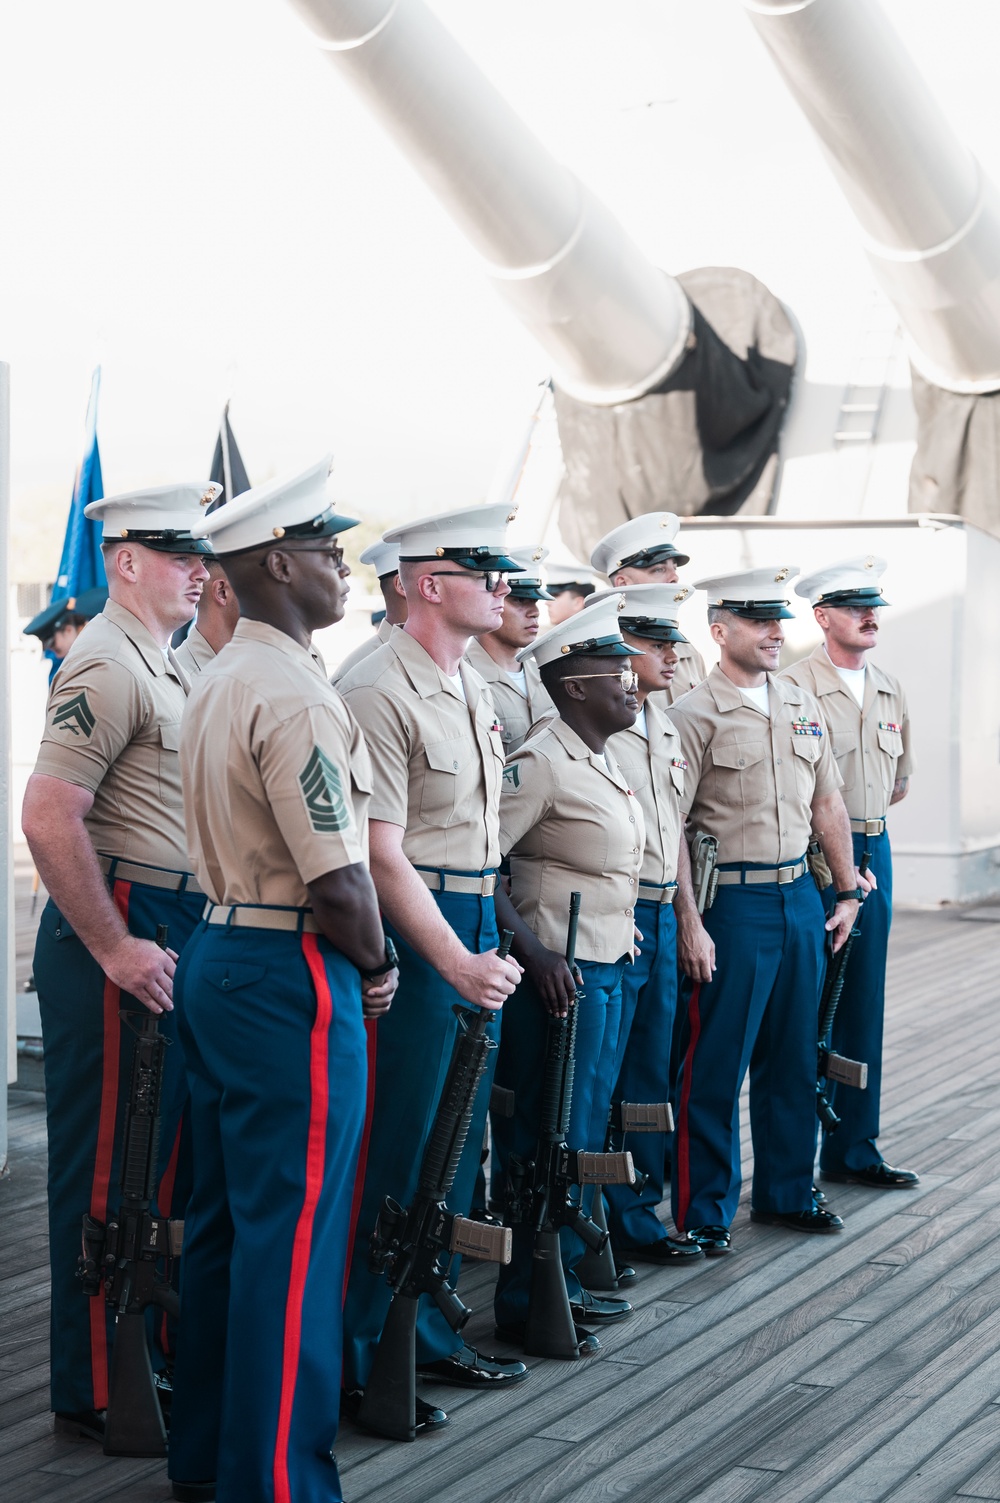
<box><xmin>51</xmin><ymin>690</ymin><xmax>96</xmax><ymax>739</ymax></box>
<box><xmin>298</xmin><ymin>745</ymin><xmax>350</xmax><ymax>833</ymax></box>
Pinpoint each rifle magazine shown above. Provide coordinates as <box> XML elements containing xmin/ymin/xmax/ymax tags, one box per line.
<box><xmin>449</xmin><ymin>1215</ymin><xmax>511</xmax><ymax>1264</ymax></box>
<box><xmin>576</xmin><ymin>1150</ymin><xmax>636</xmax><ymax>1186</ymax></box>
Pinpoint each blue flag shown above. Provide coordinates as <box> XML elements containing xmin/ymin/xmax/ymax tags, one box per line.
<box><xmin>54</xmin><ymin>367</ymin><xmax>106</xmax><ymax>600</ymax></box>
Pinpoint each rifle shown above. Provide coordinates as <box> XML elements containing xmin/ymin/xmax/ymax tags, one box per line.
<box><xmin>816</xmin><ymin>853</ymin><xmax>871</xmax><ymax>1132</ymax></box>
<box><xmin>577</xmin><ymin>1099</ymin><xmax>672</xmax><ymax>1291</ymax></box>
<box><xmin>77</xmin><ymin>924</ymin><xmax>182</xmax><ymax>1457</ymax></box>
<box><xmin>504</xmin><ymin>893</ymin><xmax>636</xmax><ymax>1359</ymax></box>
<box><xmin>359</xmin><ymin>932</ymin><xmax>515</xmax><ymax>1442</ymax></box>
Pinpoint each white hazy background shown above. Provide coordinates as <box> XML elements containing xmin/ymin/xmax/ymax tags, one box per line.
<box><xmin>3</xmin><ymin>0</ymin><xmax>1000</xmax><ymax>569</ymax></box>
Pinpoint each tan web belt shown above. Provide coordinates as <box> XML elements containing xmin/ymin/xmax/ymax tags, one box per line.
<box><xmin>850</xmin><ymin>817</ymin><xmax>885</xmax><ymax>836</ymax></box>
<box><xmin>716</xmin><ymin>860</ymin><xmax>807</xmax><ymax>887</ymax></box>
<box><xmin>204</xmin><ymin>903</ymin><xmax>321</xmax><ymax>935</ymax></box>
<box><xmin>637</xmin><ymin>882</ymin><xmax>678</xmax><ymax>905</ymax></box>
<box><xmin>99</xmin><ymin>855</ymin><xmax>204</xmax><ymax>896</ymax></box>
<box><xmin>415</xmin><ymin>868</ymin><xmax>498</xmax><ymax>897</ymax></box>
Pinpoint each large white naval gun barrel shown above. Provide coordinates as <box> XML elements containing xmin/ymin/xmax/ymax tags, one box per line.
<box><xmin>283</xmin><ymin>0</ymin><xmax>692</xmax><ymax>406</ymax></box>
<box><xmin>743</xmin><ymin>0</ymin><xmax>1000</xmax><ymax>396</ymax></box>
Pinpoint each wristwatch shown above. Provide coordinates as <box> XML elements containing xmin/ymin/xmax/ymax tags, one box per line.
<box><xmin>360</xmin><ymin>936</ymin><xmax>399</xmax><ymax>982</ymax></box>
<box><xmin>835</xmin><ymin>888</ymin><xmax>863</xmax><ymax>902</ymax></box>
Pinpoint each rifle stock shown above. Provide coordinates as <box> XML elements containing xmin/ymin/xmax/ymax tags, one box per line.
<box><xmin>74</xmin><ymin>922</ymin><xmax>182</xmax><ymax>1457</ymax></box>
<box><xmin>359</xmin><ymin>930</ymin><xmax>515</xmax><ymax>1441</ymax></box>
<box><xmin>505</xmin><ymin>893</ymin><xmax>636</xmax><ymax>1358</ymax></box>
<box><xmin>816</xmin><ymin>853</ymin><xmax>871</xmax><ymax>1132</ymax></box>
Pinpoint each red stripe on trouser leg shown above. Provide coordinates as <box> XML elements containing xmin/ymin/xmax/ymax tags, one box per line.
<box><xmin>88</xmin><ymin>878</ymin><xmax>131</xmax><ymax>1411</ymax></box>
<box><xmin>342</xmin><ymin>1018</ymin><xmax>378</xmax><ymax>1309</ymax></box>
<box><xmin>674</xmin><ymin>983</ymin><xmax>702</xmax><ymax>1234</ymax></box>
<box><xmin>156</xmin><ymin>1121</ymin><xmax>183</xmax><ymax>1357</ymax></box>
<box><xmin>272</xmin><ymin>933</ymin><xmax>333</xmax><ymax>1503</ymax></box>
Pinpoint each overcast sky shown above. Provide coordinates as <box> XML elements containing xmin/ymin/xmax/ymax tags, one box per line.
<box><xmin>3</xmin><ymin>0</ymin><xmax>999</xmax><ymax>578</ymax></box>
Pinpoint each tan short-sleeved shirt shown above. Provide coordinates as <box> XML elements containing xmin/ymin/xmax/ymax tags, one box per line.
<box><xmin>500</xmin><ymin>718</ymin><xmax>645</xmax><ymax>963</ymax></box>
<box><xmin>173</xmin><ymin>625</ymin><xmax>216</xmax><ymax>678</ymax></box>
<box><xmin>607</xmin><ymin>697</ymin><xmax>686</xmax><ymax>886</ymax></box>
<box><xmin>33</xmin><ymin>600</ymin><xmax>192</xmax><ymax>872</ymax></box>
<box><xmin>781</xmin><ymin>645</ymin><xmax>915</xmax><ymax>823</ymax></box>
<box><xmin>669</xmin><ymin>665</ymin><xmax>843</xmax><ymax>865</ymax></box>
<box><xmin>339</xmin><ymin>629</ymin><xmax>503</xmax><ymax>870</ymax></box>
<box><xmin>331</xmin><ymin>617</ymin><xmax>394</xmax><ymax>686</ymax></box>
<box><xmin>464</xmin><ymin>638</ymin><xmax>555</xmax><ymax>756</ymax></box>
<box><xmin>181</xmin><ymin>618</ymin><xmax>371</xmax><ymax>907</ymax></box>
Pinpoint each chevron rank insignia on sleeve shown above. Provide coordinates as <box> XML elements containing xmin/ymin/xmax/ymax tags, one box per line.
<box><xmin>502</xmin><ymin>763</ymin><xmax>521</xmax><ymax>789</ymax></box>
<box><xmin>51</xmin><ymin>691</ymin><xmax>96</xmax><ymax>739</ymax></box>
<box><xmin>299</xmin><ymin>746</ymin><xmax>350</xmax><ymax>833</ymax></box>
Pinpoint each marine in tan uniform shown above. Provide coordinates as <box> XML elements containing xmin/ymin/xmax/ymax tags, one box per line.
<box><xmin>338</xmin><ymin>503</ymin><xmax>527</xmax><ymax>1429</ymax></box>
<box><xmin>490</xmin><ymin>598</ymin><xmax>645</xmax><ymax>1350</ymax></box>
<box><xmin>668</xmin><ymin>566</ymin><xmax>863</xmax><ymax>1254</ymax></box>
<box><xmin>464</xmin><ymin>545</ymin><xmax>555</xmax><ymax>755</ymax></box>
<box><xmin>591</xmin><ymin>512</ymin><xmax>707</xmax><ymax>702</ymax></box>
<box><xmin>783</xmin><ymin>556</ymin><xmax>918</xmax><ymax>1190</ymax></box>
<box><xmin>542</xmin><ymin>560</ymin><xmax>597</xmax><ymax>625</ymax></box>
<box><xmin>21</xmin><ymin>480</ymin><xmax>217</xmax><ymax>1437</ymax></box>
<box><xmin>173</xmin><ymin>556</ymin><xmax>239</xmax><ymax>677</ymax></box>
<box><xmin>167</xmin><ymin>457</ymin><xmax>395</xmax><ymax>1503</ymax></box>
<box><xmin>331</xmin><ymin>537</ymin><xmax>406</xmax><ymax>685</ymax></box>
<box><xmin>582</xmin><ymin>583</ymin><xmax>704</xmax><ymax>1263</ymax></box>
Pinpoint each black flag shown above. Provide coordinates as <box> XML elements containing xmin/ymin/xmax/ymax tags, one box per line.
<box><xmin>208</xmin><ymin>402</ymin><xmax>251</xmax><ymax>512</ymax></box>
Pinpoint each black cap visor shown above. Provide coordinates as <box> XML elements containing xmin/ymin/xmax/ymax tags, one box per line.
<box><xmin>716</xmin><ymin>599</ymin><xmax>794</xmax><ymax>621</ymax></box>
<box><xmin>620</xmin><ymin>616</ymin><xmax>688</xmax><ymax>645</ymax></box>
<box><xmin>546</xmin><ymin>580</ymin><xmax>594</xmax><ymax>598</ymax></box>
<box><xmin>815</xmin><ymin>587</ymin><xmax>890</xmax><ymax>609</ymax></box>
<box><xmin>403</xmin><ymin>545</ymin><xmax>519</xmax><ymax>572</ymax></box>
<box><xmin>619</xmin><ymin>544</ymin><xmax>690</xmax><ymax>571</ymax></box>
<box><xmin>559</xmin><ymin>632</ymin><xmax>644</xmax><ymax>659</ymax></box>
<box><xmin>115</xmin><ymin>531</ymin><xmax>215</xmax><ymax>557</ymax></box>
<box><xmin>508</xmin><ymin>578</ymin><xmax>553</xmax><ymax>601</ymax></box>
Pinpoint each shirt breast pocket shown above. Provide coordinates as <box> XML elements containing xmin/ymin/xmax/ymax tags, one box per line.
<box><xmin>418</xmin><ymin>737</ymin><xmax>466</xmax><ymax>826</ymax></box>
<box><xmin>710</xmin><ymin>742</ymin><xmax>767</xmax><ymax>807</ymax></box>
<box><xmin>158</xmin><ymin>721</ymin><xmax>184</xmax><ymax>808</ymax></box>
<box><xmin>877</xmin><ymin>726</ymin><xmax>903</xmax><ymax>760</ymax></box>
<box><xmin>830</xmin><ymin>739</ymin><xmax>858</xmax><ymax>793</ymax></box>
<box><xmin>791</xmin><ymin>734</ymin><xmax>820</xmax><ymax>798</ymax></box>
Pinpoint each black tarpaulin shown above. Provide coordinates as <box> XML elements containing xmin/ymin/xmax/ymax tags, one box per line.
<box><xmin>554</xmin><ymin>265</ymin><xmax>798</xmax><ymax>562</ymax></box>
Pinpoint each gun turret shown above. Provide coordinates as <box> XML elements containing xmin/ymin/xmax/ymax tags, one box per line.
<box><xmin>284</xmin><ymin>0</ymin><xmax>690</xmax><ymax>406</ymax></box>
<box><xmin>743</xmin><ymin>0</ymin><xmax>1000</xmax><ymax>397</ymax></box>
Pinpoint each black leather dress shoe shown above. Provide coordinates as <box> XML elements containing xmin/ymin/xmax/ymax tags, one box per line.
<box><xmin>340</xmin><ymin>1388</ymin><xmax>448</xmax><ymax>1434</ymax></box>
<box><xmin>416</xmin><ymin>1344</ymin><xmax>529</xmax><ymax>1388</ymax></box>
<box><xmin>570</xmin><ymin>1290</ymin><xmax>633</xmax><ymax>1323</ymax></box>
<box><xmin>619</xmin><ymin>1236</ymin><xmax>702</xmax><ymax>1265</ymax></box>
<box><xmin>54</xmin><ymin>1410</ymin><xmax>106</xmax><ymax>1443</ymax></box>
<box><xmin>750</xmin><ymin>1206</ymin><xmax>844</xmax><ymax>1233</ymax></box>
<box><xmin>493</xmin><ymin>1320</ymin><xmax>601</xmax><ymax>1356</ymax></box>
<box><xmin>613</xmin><ymin>1262</ymin><xmax>638</xmax><ymax>1287</ymax></box>
<box><xmin>812</xmin><ymin>1184</ymin><xmax>827</xmax><ymax>1204</ymax></box>
<box><xmin>686</xmin><ymin>1224</ymin><xmax>732</xmax><ymax>1256</ymax></box>
<box><xmin>820</xmin><ymin>1162</ymin><xmax>919</xmax><ymax>1189</ymax></box>
<box><xmin>172</xmin><ymin>1483</ymin><xmax>216</xmax><ymax>1503</ymax></box>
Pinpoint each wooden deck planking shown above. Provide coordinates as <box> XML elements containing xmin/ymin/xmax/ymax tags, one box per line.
<box><xmin>2</xmin><ymin>901</ymin><xmax>1000</xmax><ymax>1502</ymax></box>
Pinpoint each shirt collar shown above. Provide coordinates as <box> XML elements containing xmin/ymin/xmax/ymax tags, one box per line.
<box><xmin>811</xmin><ymin>642</ymin><xmax>892</xmax><ymax>696</ymax></box>
<box><xmin>707</xmin><ymin>663</ymin><xmax>803</xmax><ymax>713</ymax></box>
<box><xmin>389</xmin><ymin>627</ymin><xmax>474</xmax><ymax>702</ymax></box>
<box><xmin>548</xmin><ymin>715</ymin><xmax>630</xmax><ymax>787</ymax></box>
<box><xmin>102</xmin><ymin>600</ymin><xmax>174</xmax><ymax>678</ymax></box>
<box><xmin>231</xmin><ymin>617</ymin><xmax>328</xmax><ymax>678</ymax></box>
